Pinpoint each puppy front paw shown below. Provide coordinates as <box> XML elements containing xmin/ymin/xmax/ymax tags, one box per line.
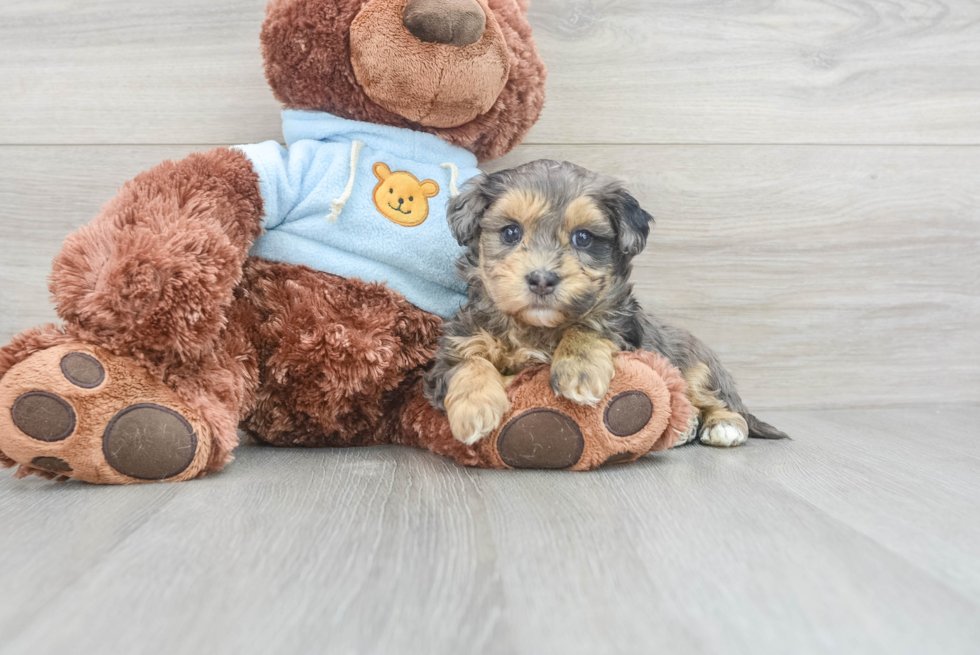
<box><xmin>447</xmin><ymin>390</ymin><xmax>510</xmax><ymax>445</ymax></box>
<box><xmin>445</xmin><ymin>359</ymin><xmax>511</xmax><ymax>445</ymax></box>
<box><xmin>550</xmin><ymin>351</ymin><xmax>616</xmax><ymax>407</ymax></box>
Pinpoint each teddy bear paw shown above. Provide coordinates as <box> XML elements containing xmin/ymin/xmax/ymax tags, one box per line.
<box><xmin>474</xmin><ymin>352</ymin><xmax>692</xmax><ymax>471</ymax></box>
<box><xmin>0</xmin><ymin>344</ymin><xmax>214</xmax><ymax>484</ymax></box>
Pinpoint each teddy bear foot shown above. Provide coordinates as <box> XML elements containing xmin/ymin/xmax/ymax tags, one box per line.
<box><xmin>474</xmin><ymin>351</ymin><xmax>693</xmax><ymax>471</ymax></box>
<box><xmin>0</xmin><ymin>343</ymin><xmax>217</xmax><ymax>484</ymax></box>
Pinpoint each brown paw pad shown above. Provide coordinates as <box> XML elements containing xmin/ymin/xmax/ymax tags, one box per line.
<box><xmin>11</xmin><ymin>391</ymin><xmax>77</xmax><ymax>442</ymax></box>
<box><xmin>497</xmin><ymin>409</ymin><xmax>585</xmax><ymax>470</ymax></box>
<box><xmin>60</xmin><ymin>353</ymin><xmax>106</xmax><ymax>389</ymax></box>
<box><xmin>32</xmin><ymin>456</ymin><xmax>73</xmax><ymax>474</ymax></box>
<box><xmin>103</xmin><ymin>404</ymin><xmax>198</xmax><ymax>481</ymax></box>
<box><xmin>603</xmin><ymin>391</ymin><xmax>654</xmax><ymax>437</ymax></box>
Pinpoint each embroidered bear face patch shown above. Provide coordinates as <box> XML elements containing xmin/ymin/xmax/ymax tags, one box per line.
<box><xmin>372</xmin><ymin>163</ymin><xmax>440</xmax><ymax>227</ymax></box>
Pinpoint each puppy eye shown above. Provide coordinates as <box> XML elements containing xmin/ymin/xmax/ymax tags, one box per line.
<box><xmin>572</xmin><ymin>230</ymin><xmax>595</xmax><ymax>249</ymax></box>
<box><xmin>501</xmin><ymin>224</ymin><xmax>523</xmax><ymax>245</ymax></box>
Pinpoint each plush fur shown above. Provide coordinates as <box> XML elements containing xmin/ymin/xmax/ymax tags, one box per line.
<box><xmin>49</xmin><ymin>147</ymin><xmax>265</xmax><ymax>369</ymax></box>
<box><xmin>236</xmin><ymin>258</ymin><xmax>443</xmax><ymax>449</ymax></box>
<box><xmin>261</xmin><ymin>0</ymin><xmax>546</xmax><ymax>161</ymax></box>
<box><xmin>351</xmin><ymin>0</ymin><xmax>511</xmax><ymax>128</ymax></box>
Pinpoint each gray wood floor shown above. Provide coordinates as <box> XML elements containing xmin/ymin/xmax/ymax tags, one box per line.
<box><xmin>2</xmin><ymin>407</ymin><xmax>978</xmax><ymax>655</ymax></box>
<box><xmin>1</xmin><ymin>1</ymin><xmax>979</xmax><ymax>653</ymax></box>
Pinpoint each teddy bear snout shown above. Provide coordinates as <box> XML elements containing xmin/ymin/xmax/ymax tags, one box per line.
<box><xmin>403</xmin><ymin>0</ymin><xmax>487</xmax><ymax>47</ymax></box>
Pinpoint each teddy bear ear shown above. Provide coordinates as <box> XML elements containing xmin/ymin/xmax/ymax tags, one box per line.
<box><xmin>373</xmin><ymin>162</ymin><xmax>391</xmax><ymax>181</ymax></box>
<box><xmin>421</xmin><ymin>181</ymin><xmax>440</xmax><ymax>198</ymax></box>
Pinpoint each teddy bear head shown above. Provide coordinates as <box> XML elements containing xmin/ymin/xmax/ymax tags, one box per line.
<box><xmin>260</xmin><ymin>0</ymin><xmax>547</xmax><ymax>161</ymax></box>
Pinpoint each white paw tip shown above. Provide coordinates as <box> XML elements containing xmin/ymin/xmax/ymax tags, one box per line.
<box><xmin>674</xmin><ymin>417</ymin><xmax>699</xmax><ymax>446</ymax></box>
<box><xmin>560</xmin><ymin>381</ymin><xmax>609</xmax><ymax>407</ymax></box>
<box><xmin>455</xmin><ymin>422</ymin><xmax>497</xmax><ymax>446</ymax></box>
<box><xmin>572</xmin><ymin>393</ymin><xmax>602</xmax><ymax>407</ymax></box>
<box><xmin>456</xmin><ymin>432</ymin><xmax>482</xmax><ymax>446</ymax></box>
<box><xmin>700</xmin><ymin>422</ymin><xmax>748</xmax><ymax>448</ymax></box>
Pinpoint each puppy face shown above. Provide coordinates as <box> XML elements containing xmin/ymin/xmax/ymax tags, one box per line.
<box><xmin>448</xmin><ymin>160</ymin><xmax>654</xmax><ymax>328</ymax></box>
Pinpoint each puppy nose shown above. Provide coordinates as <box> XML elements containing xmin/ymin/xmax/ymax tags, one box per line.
<box><xmin>403</xmin><ymin>0</ymin><xmax>487</xmax><ymax>47</ymax></box>
<box><xmin>526</xmin><ymin>271</ymin><xmax>560</xmax><ymax>297</ymax></box>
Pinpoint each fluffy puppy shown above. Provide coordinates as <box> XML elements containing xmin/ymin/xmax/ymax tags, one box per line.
<box><xmin>424</xmin><ymin>160</ymin><xmax>787</xmax><ymax>447</ymax></box>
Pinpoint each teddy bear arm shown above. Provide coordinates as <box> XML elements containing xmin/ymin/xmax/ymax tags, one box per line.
<box><xmin>49</xmin><ymin>147</ymin><xmax>265</xmax><ymax>367</ymax></box>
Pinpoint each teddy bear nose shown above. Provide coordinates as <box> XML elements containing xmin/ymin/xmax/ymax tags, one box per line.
<box><xmin>403</xmin><ymin>0</ymin><xmax>487</xmax><ymax>47</ymax></box>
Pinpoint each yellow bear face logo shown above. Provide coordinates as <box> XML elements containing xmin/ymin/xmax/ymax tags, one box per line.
<box><xmin>372</xmin><ymin>163</ymin><xmax>440</xmax><ymax>227</ymax></box>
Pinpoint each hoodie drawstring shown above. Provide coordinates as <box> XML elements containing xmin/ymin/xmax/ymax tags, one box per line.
<box><xmin>327</xmin><ymin>140</ymin><xmax>365</xmax><ymax>222</ymax></box>
<box><xmin>440</xmin><ymin>162</ymin><xmax>461</xmax><ymax>197</ymax></box>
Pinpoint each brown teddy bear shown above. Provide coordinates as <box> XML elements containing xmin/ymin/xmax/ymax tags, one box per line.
<box><xmin>0</xmin><ymin>0</ymin><xmax>692</xmax><ymax>484</ymax></box>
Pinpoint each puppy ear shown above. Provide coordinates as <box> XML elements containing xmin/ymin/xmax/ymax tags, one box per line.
<box><xmin>447</xmin><ymin>174</ymin><xmax>492</xmax><ymax>247</ymax></box>
<box><xmin>607</xmin><ymin>188</ymin><xmax>654</xmax><ymax>256</ymax></box>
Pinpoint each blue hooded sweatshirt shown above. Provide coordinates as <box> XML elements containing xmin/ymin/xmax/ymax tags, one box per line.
<box><xmin>238</xmin><ymin>110</ymin><xmax>480</xmax><ymax>319</ymax></box>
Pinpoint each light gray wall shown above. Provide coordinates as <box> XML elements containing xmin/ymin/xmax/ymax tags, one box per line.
<box><xmin>1</xmin><ymin>0</ymin><xmax>977</xmax><ymax>410</ymax></box>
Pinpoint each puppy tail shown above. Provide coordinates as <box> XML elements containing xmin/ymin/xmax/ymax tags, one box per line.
<box><xmin>744</xmin><ymin>412</ymin><xmax>790</xmax><ymax>440</ymax></box>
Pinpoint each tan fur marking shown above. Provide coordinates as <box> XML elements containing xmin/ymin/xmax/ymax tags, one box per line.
<box><xmin>481</xmin><ymin>258</ymin><xmax>538</xmax><ymax>319</ymax></box>
<box><xmin>481</xmin><ymin>250</ymin><xmax>567</xmax><ymax>326</ymax></box>
<box><xmin>445</xmin><ymin>357</ymin><xmax>511</xmax><ymax>445</ymax></box>
<box><xmin>447</xmin><ymin>330</ymin><xmax>549</xmax><ymax>375</ymax></box>
<box><xmin>684</xmin><ymin>363</ymin><xmax>748</xmax><ymax>433</ymax></box>
<box><xmin>490</xmin><ymin>189</ymin><xmax>551</xmax><ymax>232</ymax></box>
<box><xmin>555</xmin><ymin>252</ymin><xmax>606</xmax><ymax>306</ymax></box>
<box><xmin>480</xmin><ymin>238</ymin><xmax>608</xmax><ymax>328</ymax></box>
<box><xmin>564</xmin><ymin>196</ymin><xmax>614</xmax><ymax>237</ymax></box>
<box><xmin>551</xmin><ymin>329</ymin><xmax>619</xmax><ymax>406</ymax></box>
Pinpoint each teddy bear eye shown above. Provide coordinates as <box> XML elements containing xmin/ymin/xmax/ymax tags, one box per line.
<box><xmin>501</xmin><ymin>224</ymin><xmax>523</xmax><ymax>245</ymax></box>
<box><xmin>389</xmin><ymin>189</ymin><xmax>394</xmax><ymax>194</ymax></box>
<box><xmin>409</xmin><ymin>196</ymin><xmax>414</xmax><ymax>202</ymax></box>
